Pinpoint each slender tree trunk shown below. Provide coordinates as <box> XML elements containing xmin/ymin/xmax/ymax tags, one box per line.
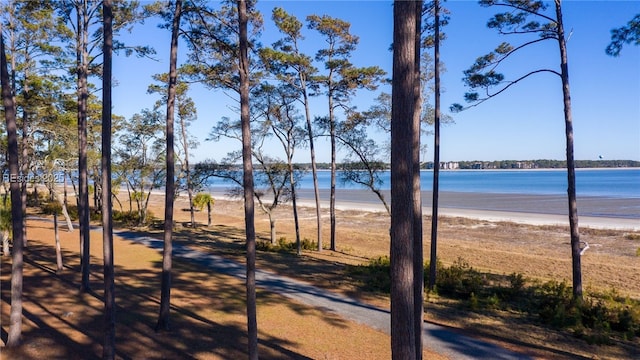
<box><xmin>288</xmin><ymin>162</ymin><xmax>301</xmax><ymax>247</ymax></box>
<box><xmin>207</xmin><ymin>201</ymin><xmax>212</xmax><ymax>226</ymax></box>
<box><xmin>51</xmin><ymin>188</ymin><xmax>64</xmax><ymax>272</ymax></box>
<box><xmin>157</xmin><ymin>0</ymin><xmax>182</xmax><ymax>332</ymax></box>
<box><xmin>390</xmin><ymin>1</ymin><xmax>418</xmax><ymax>358</ymax></box>
<box><xmin>238</xmin><ymin>1</ymin><xmax>258</xmax><ymax>358</ymax></box>
<box><xmin>555</xmin><ymin>0</ymin><xmax>582</xmax><ymax>302</ymax></box>
<box><xmin>77</xmin><ymin>1</ymin><xmax>91</xmax><ymax>293</ymax></box>
<box><xmin>101</xmin><ymin>1</ymin><xmax>116</xmax><ymax>358</ymax></box>
<box><xmin>412</xmin><ymin>2</ymin><xmax>424</xmax><ymax>357</ymax></box>
<box><xmin>269</xmin><ymin>214</ymin><xmax>277</xmax><ymax>245</ymax></box>
<box><xmin>302</xmin><ymin>86</ymin><xmax>322</xmax><ymax>253</ymax></box>
<box><xmin>2</xmin><ymin>231</ymin><xmax>9</xmax><ymax>256</ymax></box>
<box><xmin>20</xmin><ymin>82</ymin><xmax>27</xmax><ymax>248</ymax></box>
<box><xmin>54</xmin><ymin>201</ymin><xmax>63</xmax><ymax>272</ymax></box>
<box><xmin>179</xmin><ymin>101</ymin><xmax>195</xmax><ymax>228</ymax></box>
<box><xmin>428</xmin><ymin>0</ymin><xmax>441</xmax><ymax>293</ymax></box>
<box><xmin>328</xmin><ymin>71</ymin><xmax>337</xmax><ymax>252</ymax></box>
<box><xmin>63</xmin><ymin>171</ymin><xmax>74</xmax><ymax>231</ymax></box>
<box><xmin>2</xmin><ymin>28</ymin><xmax>25</xmax><ymax>348</ymax></box>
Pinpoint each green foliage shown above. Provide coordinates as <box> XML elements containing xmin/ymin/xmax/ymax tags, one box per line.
<box><xmin>348</xmin><ymin>256</ymin><xmax>640</xmax><ymax>344</ymax></box>
<box><xmin>193</xmin><ymin>193</ymin><xmax>214</xmax><ymax>211</ymax></box>
<box><xmin>435</xmin><ymin>257</ymin><xmax>487</xmax><ymax>299</ymax></box>
<box><xmin>256</xmin><ymin>237</ymin><xmax>316</xmax><ymax>253</ymax></box>
<box><xmin>41</xmin><ymin>201</ymin><xmax>63</xmax><ymax>215</ymax></box>
<box><xmin>636</xmin><ymin>248</ymin><xmax>640</xmax><ymax>257</ymax></box>
<box><xmin>606</xmin><ymin>14</ymin><xmax>640</xmax><ymax>57</ymax></box>
<box><xmin>0</xmin><ymin>198</ymin><xmax>12</xmax><ymax>233</ymax></box>
<box><xmin>113</xmin><ymin>210</ymin><xmax>155</xmax><ymax>226</ymax></box>
<box><xmin>130</xmin><ymin>191</ymin><xmax>148</xmax><ymax>202</ymax></box>
<box><xmin>347</xmin><ymin>256</ymin><xmax>391</xmax><ymax>293</ymax></box>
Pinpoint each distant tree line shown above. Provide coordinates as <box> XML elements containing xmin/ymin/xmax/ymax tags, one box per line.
<box><xmin>447</xmin><ymin>159</ymin><xmax>640</xmax><ymax>169</ymax></box>
<box><xmin>295</xmin><ymin>159</ymin><xmax>639</xmax><ymax>170</ymax></box>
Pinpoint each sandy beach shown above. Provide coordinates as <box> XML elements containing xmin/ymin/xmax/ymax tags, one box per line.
<box><xmin>210</xmin><ymin>188</ymin><xmax>640</xmax><ymax>230</ymax></box>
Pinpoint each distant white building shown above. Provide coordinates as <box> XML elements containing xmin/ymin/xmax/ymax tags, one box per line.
<box><xmin>441</xmin><ymin>162</ymin><xmax>459</xmax><ymax>170</ymax></box>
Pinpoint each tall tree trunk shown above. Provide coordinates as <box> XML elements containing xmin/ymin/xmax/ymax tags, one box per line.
<box><xmin>555</xmin><ymin>0</ymin><xmax>582</xmax><ymax>302</ymax></box>
<box><xmin>302</xmin><ymin>85</ymin><xmax>322</xmax><ymax>253</ymax></box>
<box><xmin>77</xmin><ymin>0</ymin><xmax>91</xmax><ymax>293</ymax></box>
<box><xmin>2</xmin><ymin>231</ymin><xmax>9</xmax><ymax>257</ymax></box>
<box><xmin>2</xmin><ymin>27</ymin><xmax>25</xmax><ymax>348</ymax></box>
<box><xmin>180</xmin><ymin>118</ymin><xmax>194</xmax><ymax>228</ymax></box>
<box><xmin>238</xmin><ymin>1</ymin><xmax>258</xmax><ymax>358</ymax></box>
<box><xmin>412</xmin><ymin>1</ymin><xmax>424</xmax><ymax>357</ymax></box>
<box><xmin>157</xmin><ymin>0</ymin><xmax>182</xmax><ymax>332</ymax></box>
<box><xmin>328</xmin><ymin>70</ymin><xmax>337</xmax><ymax>252</ymax></box>
<box><xmin>269</xmin><ymin>214</ymin><xmax>277</xmax><ymax>245</ymax></box>
<box><xmin>288</xmin><ymin>162</ymin><xmax>301</xmax><ymax>247</ymax></box>
<box><xmin>428</xmin><ymin>0</ymin><xmax>441</xmax><ymax>293</ymax></box>
<box><xmin>63</xmin><ymin>171</ymin><xmax>74</xmax><ymax>231</ymax></box>
<box><xmin>20</xmin><ymin>77</ymin><xmax>27</xmax><ymax>248</ymax></box>
<box><xmin>206</xmin><ymin>201</ymin><xmax>212</xmax><ymax>226</ymax></box>
<box><xmin>52</xmin><ymin>189</ymin><xmax>64</xmax><ymax>272</ymax></box>
<box><xmin>390</xmin><ymin>1</ymin><xmax>418</xmax><ymax>358</ymax></box>
<box><xmin>101</xmin><ymin>1</ymin><xmax>116</xmax><ymax>358</ymax></box>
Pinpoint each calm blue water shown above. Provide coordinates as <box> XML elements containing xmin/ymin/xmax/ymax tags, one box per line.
<box><xmin>216</xmin><ymin>168</ymin><xmax>639</xmax><ymax>199</ymax></box>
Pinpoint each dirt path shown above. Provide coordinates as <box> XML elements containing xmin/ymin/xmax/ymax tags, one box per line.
<box><xmin>118</xmin><ymin>229</ymin><xmax>533</xmax><ymax>360</ymax></box>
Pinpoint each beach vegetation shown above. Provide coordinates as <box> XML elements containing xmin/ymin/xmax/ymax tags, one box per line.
<box><xmin>112</xmin><ymin>209</ymin><xmax>155</xmax><ymax>227</ymax></box>
<box><xmin>257</xmin><ymin>237</ymin><xmax>316</xmax><ymax>253</ymax></box>
<box><xmin>349</xmin><ymin>256</ymin><xmax>640</xmax><ymax>344</ymax></box>
<box><xmin>625</xmin><ymin>233</ymin><xmax>640</xmax><ymax>241</ymax></box>
<box><xmin>636</xmin><ymin>247</ymin><xmax>640</xmax><ymax>257</ymax></box>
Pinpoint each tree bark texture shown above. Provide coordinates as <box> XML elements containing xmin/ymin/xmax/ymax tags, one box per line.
<box><xmin>238</xmin><ymin>1</ymin><xmax>259</xmax><ymax>358</ymax></box>
<box><xmin>391</xmin><ymin>1</ymin><xmax>418</xmax><ymax>358</ymax></box>
<box><xmin>2</xmin><ymin>26</ymin><xmax>26</xmax><ymax>348</ymax></box>
<box><xmin>554</xmin><ymin>0</ymin><xmax>582</xmax><ymax>301</ymax></box>
<box><xmin>413</xmin><ymin>2</ymin><xmax>424</xmax><ymax>357</ymax></box>
<box><xmin>77</xmin><ymin>0</ymin><xmax>91</xmax><ymax>293</ymax></box>
<box><xmin>101</xmin><ymin>1</ymin><xmax>116</xmax><ymax>358</ymax></box>
<box><xmin>157</xmin><ymin>0</ymin><xmax>182</xmax><ymax>332</ymax></box>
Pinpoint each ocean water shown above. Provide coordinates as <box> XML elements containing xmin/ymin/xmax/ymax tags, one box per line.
<box><xmin>279</xmin><ymin>168</ymin><xmax>640</xmax><ymax>199</ymax></box>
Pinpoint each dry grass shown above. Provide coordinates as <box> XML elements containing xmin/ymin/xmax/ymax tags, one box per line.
<box><xmin>1</xmin><ymin>192</ymin><xmax>639</xmax><ymax>359</ymax></box>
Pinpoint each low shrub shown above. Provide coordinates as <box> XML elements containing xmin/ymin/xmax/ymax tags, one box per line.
<box><xmin>625</xmin><ymin>233</ymin><xmax>640</xmax><ymax>241</ymax></box>
<box><xmin>436</xmin><ymin>257</ymin><xmax>487</xmax><ymax>299</ymax></box>
<box><xmin>347</xmin><ymin>256</ymin><xmax>640</xmax><ymax>345</ymax></box>
<box><xmin>347</xmin><ymin>256</ymin><xmax>391</xmax><ymax>293</ymax></box>
<box><xmin>257</xmin><ymin>237</ymin><xmax>318</xmax><ymax>253</ymax></box>
<box><xmin>112</xmin><ymin>209</ymin><xmax>154</xmax><ymax>226</ymax></box>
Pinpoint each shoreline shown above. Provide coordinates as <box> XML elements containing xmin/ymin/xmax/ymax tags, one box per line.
<box><xmin>208</xmin><ymin>188</ymin><xmax>640</xmax><ymax>231</ymax></box>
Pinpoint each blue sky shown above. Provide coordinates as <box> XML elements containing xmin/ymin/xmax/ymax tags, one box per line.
<box><xmin>113</xmin><ymin>0</ymin><xmax>640</xmax><ymax>163</ymax></box>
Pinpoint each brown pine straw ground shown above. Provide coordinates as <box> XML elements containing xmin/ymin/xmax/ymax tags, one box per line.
<box><xmin>1</xmin><ymin>192</ymin><xmax>640</xmax><ymax>359</ymax></box>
